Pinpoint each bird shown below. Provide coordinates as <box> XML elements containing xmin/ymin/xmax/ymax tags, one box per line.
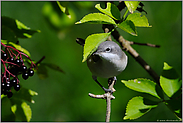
<box><xmin>76</xmin><ymin>38</ymin><xmax>128</xmax><ymax>93</ymax></box>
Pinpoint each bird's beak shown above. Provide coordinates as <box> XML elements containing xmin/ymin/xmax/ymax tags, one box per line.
<box><xmin>91</xmin><ymin>52</ymin><xmax>101</xmax><ymax>62</ymax></box>
<box><xmin>93</xmin><ymin>51</ymin><xmax>100</xmax><ymax>56</ymax></box>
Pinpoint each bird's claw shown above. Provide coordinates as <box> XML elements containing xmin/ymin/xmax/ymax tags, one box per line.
<box><xmin>103</xmin><ymin>87</ymin><xmax>113</xmax><ymax>94</ymax></box>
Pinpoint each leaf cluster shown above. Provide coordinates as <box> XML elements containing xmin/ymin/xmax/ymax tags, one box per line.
<box><xmin>1</xmin><ymin>88</ymin><xmax>38</xmax><ymax>121</ymax></box>
<box><xmin>122</xmin><ymin>62</ymin><xmax>182</xmax><ymax>120</ymax></box>
<box><xmin>1</xmin><ymin>16</ymin><xmax>64</xmax><ymax>121</ymax></box>
<box><xmin>75</xmin><ymin>2</ymin><xmax>151</xmax><ymax>62</ymax></box>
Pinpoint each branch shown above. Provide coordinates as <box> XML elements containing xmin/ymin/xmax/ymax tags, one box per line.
<box><xmin>88</xmin><ymin>78</ymin><xmax>116</xmax><ymax>122</ymax></box>
<box><xmin>111</xmin><ymin>26</ymin><xmax>160</xmax><ymax>84</ymax></box>
<box><xmin>129</xmin><ymin>41</ymin><xmax>160</xmax><ymax>48</ymax></box>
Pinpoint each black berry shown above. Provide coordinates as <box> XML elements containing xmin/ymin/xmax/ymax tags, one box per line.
<box><xmin>6</xmin><ymin>83</ymin><xmax>11</xmax><ymax>90</ymax></box>
<box><xmin>7</xmin><ymin>91</ymin><xmax>13</xmax><ymax>98</ymax></box>
<box><xmin>8</xmin><ymin>66</ymin><xmax>17</xmax><ymax>75</ymax></box>
<box><xmin>28</xmin><ymin>69</ymin><xmax>34</xmax><ymax>77</ymax></box>
<box><xmin>14</xmin><ymin>84</ymin><xmax>20</xmax><ymax>91</ymax></box>
<box><xmin>1</xmin><ymin>82</ymin><xmax>5</xmax><ymax>89</ymax></box>
<box><xmin>1</xmin><ymin>52</ymin><xmax>8</xmax><ymax>61</ymax></box>
<box><xmin>8</xmin><ymin>57</ymin><xmax>14</xmax><ymax>63</ymax></box>
<box><xmin>21</xmin><ymin>65</ymin><xmax>27</xmax><ymax>72</ymax></box>
<box><xmin>15</xmin><ymin>59</ymin><xmax>23</xmax><ymax>66</ymax></box>
<box><xmin>10</xmin><ymin>78</ymin><xmax>17</xmax><ymax>86</ymax></box>
<box><xmin>6</xmin><ymin>77</ymin><xmax>10</xmax><ymax>82</ymax></box>
<box><xmin>22</xmin><ymin>72</ymin><xmax>29</xmax><ymax>80</ymax></box>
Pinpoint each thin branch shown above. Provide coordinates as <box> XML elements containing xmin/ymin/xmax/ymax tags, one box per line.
<box><xmin>113</xmin><ymin>28</ymin><xmax>160</xmax><ymax>84</ymax></box>
<box><xmin>35</xmin><ymin>56</ymin><xmax>45</xmax><ymax>65</ymax></box>
<box><xmin>129</xmin><ymin>41</ymin><xmax>160</xmax><ymax>48</ymax></box>
<box><xmin>88</xmin><ymin>78</ymin><xmax>116</xmax><ymax>122</ymax></box>
<box><xmin>88</xmin><ymin>93</ymin><xmax>115</xmax><ymax>100</ymax></box>
<box><xmin>106</xmin><ymin>93</ymin><xmax>111</xmax><ymax>122</ymax></box>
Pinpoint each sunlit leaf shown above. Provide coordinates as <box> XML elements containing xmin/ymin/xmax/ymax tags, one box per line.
<box><xmin>21</xmin><ymin>102</ymin><xmax>32</xmax><ymax>122</ymax></box>
<box><xmin>82</xmin><ymin>32</ymin><xmax>111</xmax><ymax>62</ymax></box>
<box><xmin>160</xmin><ymin>62</ymin><xmax>182</xmax><ymax>97</ymax></box>
<box><xmin>11</xmin><ymin>105</ymin><xmax>17</xmax><ymax>114</ymax></box>
<box><xmin>8</xmin><ymin>42</ymin><xmax>31</xmax><ymax>57</ymax></box>
<box><xmin>126</xmin><ymin>13</ymin><xmax>152</xmax><ymax>27</ymax></box>
<box><xmin>117</xmin><ymin>20</ymin><xmax>137</xmax><ymax>36</ymax></box>
<box><xmin>29</xmin><ymin>89</ymin><xmax>38</xmax><ymax>97</ymax></box>
<box><xmin>124</xmin><ymin>1</ymin><xmax>140</xmax><ymax>13</ymax></box>
<box><xmin>95</xmin><ymin>2</ymin><xmax>121</xmax><ymax>20</ymax></box>
<box><xmin>1</xmin><ymin>94</ymin><xmax>6</xmax><ymax>99</ymax></box>
<box><xmin>122</xmin><ymin>78</ymin><xmax>160</xmax><ymax>99</ymax></box>
<box><xmin>124</xmin><ymin>96</ymin><xmax>158</xmax><ymax>120</ymax></box>
<box><xmin>57</xmin><ymin>1</ymin><xmax>71</xmax><ymax>18</ymax></box>
<box><xmin>75</xmin><ymin>13</ymin><xmax>116</xmax><ymax>25</ymax></box>
<box><xmin>42</xmin><ymin>2</ymin><xmax>76</xmax><ymax>30</ymax></box>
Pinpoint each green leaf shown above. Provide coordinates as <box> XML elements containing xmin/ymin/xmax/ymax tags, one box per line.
<box><xmin>12</xmin><ymin>87</ymin><xmax>38</xmax><ymax>104</ymax></box>
<box><xmin>124</xmin><ymin>96</ymin><xmax>158</xmax><ymax>120</ymax></box>
<box><xmin>42</xmin><ymin>2</ymin><xmax>76</xmax><ymax>30</ymax></box>
<box><xmin>166</xmin><ymin>92</ymin><xmax>182</xmax><ymax>119</ymax></box>
<box><xmin>122</xmin><ymin>78</ymin><xmax>160</xmax><ymax>99</ymax></box>
<box><xmin>56</xmin><ymin>1</ymin><xmax>71</xmax><ymax>18</ymax></box>
<box><xmin>11</xmin><ymin>105</ymin><xmax>17</xmax><ymax>114</ymax></box>
<box><xmin>29</xmin><ymin>89</ymin><xmax>38</xmax><ymax>97</ymax></box>
<box><xmin>41</xmin><ymin>63</ymin><xmax>65</xmax><ymax>73</ymax></box>
<box><xmin>95</xmin><ymin>2</ymin><xmax>121</xmax><ymax>20</ymax></box>
<box><xmin>117</xmin><ymin>20</ymin><xmax>137</xmax><ymax>36</ymax></box>
<box><xmin>1</xmin><ymin>16</ymin><xmax>40</xmax><ymax>42</ymax></box>
<box><xmin>126</xmin><ymin>13</ymin><xmax>152</xmax><ymax>27</ymax></box>
<box><xmin>82</xmin><ymin>32</ymin><xmax>111</xmax><ymax>62</ymax></box>
<box><xmin>1</xmin><ymin>97</ymin><xmax>15</xmax><ymax>121</ymax></box>
<box><xmin>75</xmin><ymin>13</ymin><xmax>116</xmax><ymax>25</ymax></box>
<box><xmin>8</xmin><ymin>42</ymin><xmax>31</xmax><ymax>57</ymax></box>
<box><xmin>160</xmin><ymin>62</ymin><xmax>182</xmax><ymax>97</ymax></box>
<box><xmin>36</xmin><ymin>63</ymin><xmax>48</xmax><ymax>79</ymax></box>
<box><xmin>21</xmin><ymin>102</ymin><xmax>32</xmax><ymax>122</ymax></box>
<box><xmin>2</xmin><ymin>25</ymin><xmax>18</xmax><ymax>42</ymax></box>
<box><xmin>124</xmin><ymin>1</ymin><xmax>140</xmax><ymax>13</ymax></box>
<box><xmin>10</xmin><ymin>99</ymin><xmax>32</xmax><ymax>122</ymax></box>
<box><xmin>1</xmin><ymin>94</ymin><xmax>6</xmax><ymax>99</ymax></box>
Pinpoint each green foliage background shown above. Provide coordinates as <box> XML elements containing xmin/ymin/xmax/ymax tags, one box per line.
<box><xmin>1</xmin><ymin>1</ymin><xmax>182</xmax><ymax>121</ymax></box>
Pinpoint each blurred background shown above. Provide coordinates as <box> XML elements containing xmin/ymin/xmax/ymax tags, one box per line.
<box><xmin>1</xmin><ymin>1</ymin><xmax>182</xmax><ymax>121</ymax></box>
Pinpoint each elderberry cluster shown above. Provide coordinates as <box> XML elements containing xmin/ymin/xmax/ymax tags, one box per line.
<box><xmin>1</xmin><ymin>42</ymin><xmax>36</xmax><ymax>98</ymax></box>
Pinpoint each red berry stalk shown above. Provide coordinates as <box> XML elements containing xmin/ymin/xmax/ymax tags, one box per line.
<box><xmin>1</xmin><ymin>42</ymin><xmax>37</xmax><ymax>98</ymax></box>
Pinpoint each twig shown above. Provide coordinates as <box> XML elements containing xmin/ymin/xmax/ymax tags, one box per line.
<box><xmin>129</xmin><ymin>41</ymin><xmax>160</xmax><ymax>48</ymax></box>
<box><xmin>35</xmin><ymin>56</ymin><xmax>45</xmax><ymax>65</ymax></box>
<box><xmin>88</xmin><ymin>78</ymin><xmax>116</xmax><ymax>122</ymax></box>
<box><xmin>88</xmin><ymin>93</ymin><xmax>115</xmax><ymax>100</ymax></box>
<box><xmin>105</xmin><ymin>93</ymin><xmax>111</xmax><ymax>122</ymax></box>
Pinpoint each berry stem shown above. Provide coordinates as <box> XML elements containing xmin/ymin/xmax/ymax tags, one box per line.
<box><xmin>1</xmin><ymin>59</ymin><xmax>16</xmax><ymax>81</ymax></box>
<box><xmin>1</xmin><ymin>42</ymin><xmax>37</xmax><ymax>68</ymax></box>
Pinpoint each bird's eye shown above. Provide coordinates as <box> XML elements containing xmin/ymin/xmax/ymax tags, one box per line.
<box><xmin>105</xmin><ymin>47</ymin><xmax>111</xmax><ymax>52</ymax></box>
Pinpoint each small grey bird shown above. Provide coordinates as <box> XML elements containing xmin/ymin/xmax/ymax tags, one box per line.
<box><xmin>76</xmin><ymin>38</ymin><xmax>128</xmax><ymax>93</ymax></box>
